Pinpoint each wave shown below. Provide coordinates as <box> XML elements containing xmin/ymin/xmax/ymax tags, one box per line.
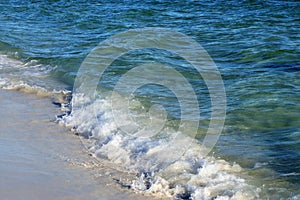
<box><xmin>59</xmin><ymin>91</ymin><xmax>260</xmax><ymax>200</ymax></box>
<box><xmin>0</xmin><ymin>52</ymin><xmax>260</xmax><ymax>199</ymax></box>
<box><xmin>0</xmin><ymin>54</ymin><xmax>71</xmax><ymax>106</ymax></box>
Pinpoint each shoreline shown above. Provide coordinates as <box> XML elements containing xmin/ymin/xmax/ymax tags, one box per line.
<box><xmin>0</xmin><ymin>89</ymin><xmax>165</xmax><ymax>200</ymax></box>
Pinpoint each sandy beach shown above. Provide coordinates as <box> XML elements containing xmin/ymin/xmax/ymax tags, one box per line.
<box><xmin>0</xmin><ymin>89</ymin><xmax>164</xmax><ymax>200</ymax></box>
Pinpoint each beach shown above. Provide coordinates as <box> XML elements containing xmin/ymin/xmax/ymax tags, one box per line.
<box><xmin>0</xmin><ymin>89</ymin><xmax>165</xmax><ymax>200</ymax></box>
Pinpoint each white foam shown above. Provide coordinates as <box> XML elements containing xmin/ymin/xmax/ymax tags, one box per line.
<box><xmin>0</xmin><ymin>54</ymin><xmax>70</xmax><ymax>105</ymax></box>
<box><xmin>60</xmin><ymin>92</ymin><xmax>260</xmax><ymax>199</ymax></box>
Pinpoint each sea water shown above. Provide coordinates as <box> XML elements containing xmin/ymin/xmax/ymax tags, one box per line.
<box><xmin>0</xmin><ymin>1</ymin><xmax>299</xmax><ymax>199</ymax></box>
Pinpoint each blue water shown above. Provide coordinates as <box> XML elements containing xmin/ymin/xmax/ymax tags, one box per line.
<box><xmin>0</xmin><ymin>0</ymin><xmax>299</xmax><ymax>199</ymax></box>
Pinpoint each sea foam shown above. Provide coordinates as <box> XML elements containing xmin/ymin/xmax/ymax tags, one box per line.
<box><xmin>0</xmin><ymin>54</ymin><xmax>71</xmax><ymax>105</ymax></box>
<box><xmin>59</xmin><ymin>92</ymin><xmax>260</xmax><ymax>200</ymax></box>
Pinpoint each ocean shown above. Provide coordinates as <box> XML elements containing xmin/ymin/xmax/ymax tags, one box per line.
<box><xmin>0</xmin><ymin>0</ymin><xmax>299</xmax><ymax>199</ymax></box>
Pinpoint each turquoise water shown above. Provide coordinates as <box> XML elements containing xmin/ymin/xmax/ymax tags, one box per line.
<box><xmin>0</xmin><ymin>0</ymin><xmax>299</xmax><ymax>199</ymax></box>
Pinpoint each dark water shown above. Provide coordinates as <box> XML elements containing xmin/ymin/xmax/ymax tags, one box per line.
<box><xmin>0</xmin><ymin>0</ymin><xmax>299</xmax><ymax>199</ymax></box>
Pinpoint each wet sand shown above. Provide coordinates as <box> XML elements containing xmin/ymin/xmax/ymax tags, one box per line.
<box><xmin>0</xmin><ymin>89</ymin><xmax>164</xmax><ymax>200</ymax></box>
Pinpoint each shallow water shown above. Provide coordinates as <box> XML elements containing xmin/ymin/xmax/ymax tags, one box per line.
<box><xmin>0</xmin><ymin>0</ymin><xmax>299</xmax><ymax>199</ymax></box>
